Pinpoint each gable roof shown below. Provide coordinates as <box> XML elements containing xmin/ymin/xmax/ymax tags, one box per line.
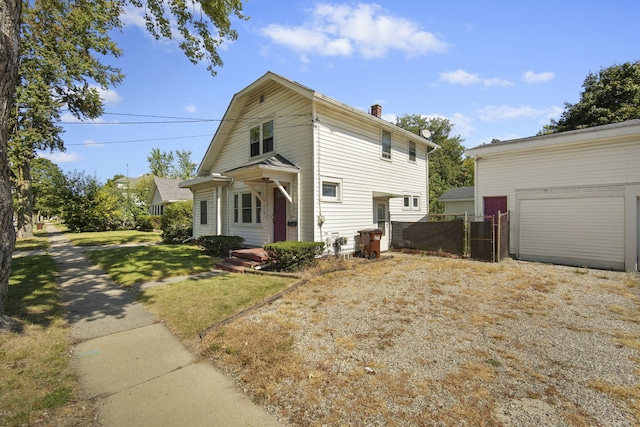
<box><xmin>196</xmin><ymin>71</ymin><xmax>440</xmax><ymax>176</ymax></box>
<box><xmin>465</xmin><ymin>119</ymin><xmax>640</xmax><ymax>157</ymax></box>
<box><xmin>149</xmin><ymin>177</ymin><xmax>192</xmax><ymax>204</ymax></box>
<box><xmin>439</xmin><ymin>186</ymin><xmax>474</xmax><ymax>201</ymax></box>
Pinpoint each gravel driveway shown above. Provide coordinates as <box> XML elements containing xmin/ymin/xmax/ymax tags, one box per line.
<box><xmin>202</xmin><ymin>254</ymin><xmax>640</xmax><ymax>426</ymax></box>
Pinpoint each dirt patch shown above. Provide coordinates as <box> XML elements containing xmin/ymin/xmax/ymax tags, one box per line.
<box><xmin>201</xmin><ymin>254</ymin><xmax>640</xmax><ymax>426</ymax></box>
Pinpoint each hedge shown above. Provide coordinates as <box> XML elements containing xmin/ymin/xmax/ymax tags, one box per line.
<box><xmin>196</xmin><ymin>235</ymin><xmax>245</xmax><ymax>257</ymax></box>
<box><xmin>263</xmin><ymin>241</ymin><xmax>325</xmax><ymax>272</ymax></box>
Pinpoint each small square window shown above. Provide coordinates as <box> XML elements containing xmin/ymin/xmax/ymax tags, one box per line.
<box><xmin>321</xmin><ymin>178</ymin><xmax>342</xmax><ymax>202</ymax></box>
<box><xmin>322</xmin><ymin>183</ymin><xmax>337</xmax><ymax>198</ymax></box>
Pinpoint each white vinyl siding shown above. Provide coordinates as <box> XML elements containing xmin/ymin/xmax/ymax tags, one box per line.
<box><xmin>193</xmin><ymin>188</ymin><xmax>215</xmax><ymax>237</ymax></box>
<box><xmin>313</xmin><ymin>103</ymin><xmax>429</xmax><ymax>251</ymax></box>
<box><xmin>471</xmin><ymin>129</ymin><xmax>640</xmax><ymax>271</ymax></box>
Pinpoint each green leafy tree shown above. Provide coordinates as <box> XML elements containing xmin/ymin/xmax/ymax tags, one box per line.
<box><xmin>396</xmin><ymin>115</ymin><xmax>472</xmax><ymax>213</ymax></box>
<box><xmin>1</xmin><ymin>0</ymin><xmax>246</xmax><ymax>330</ymax></box>
<box><xmin>31</xmin><ymin>157</ymin><xmax>65</xmax><ymax>219</ymax></box>
<box><xmin>56</xmin><ymin>170</ymin><xmax>102</xmax><ymax>232</ymax></box>
<box><xmin>9</xmin><ymin>0</ymin><xmax>123</xmax><ymax>238</ymax></box>
<box><xmin>148</xmin><ymin>148</ymin><xmax>175</xmax><ymax>178</ymax></box>
<box><xmin>541</xmin><ymin>61</ymin><xmax>640</xmax><ymax>134</ymax></box>
<box><xmin>174</xmin><ymin>149</ymin><xmax>197</xmax><ymax>180</ymax></box>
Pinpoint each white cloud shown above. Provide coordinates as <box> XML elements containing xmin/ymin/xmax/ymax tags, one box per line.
<box><xmin>450</xmin><ymin>113</ymin><xmax>475</xmax><ymax>137</ymax></box>
<box><xmin>40</xmin><ymin>151</ymin><xmax>84</xmax><ymax>163</ymax></box>
<box><xmin>185</xmin><ymin>104</ymin><xmax>197</xmax><ymax>113</ymax></box>
<box><xmin>476</xmin><ymin>105</ymin><xmax>561</xmax><ymax>122</ymax></box>
<box><xmin>261</xmin><ymin>3</ymin><xmax>448</xmax><ymax>60</ymax></box>
<box><xmin>94</xmin><ymin>86</ymin><xmax>121</xmax><ymax>105</ymax></box>
<box><xmin>440</xmin><ymin>69</ymin><xmax>512</xmax><ymax>87</ymax></box>
<box><xmin>84</xmin><ymin>139</ymin><xmax>103</xmax><ymax>148</ymax></box>
<box><xmin>522</xmin><ymin>71</ymin><xmax>555</xmax><ymax>84</ymax></box>
<box><xmin>440</xmin><ymin>70</ymin><xmax>481</xmax><ymax>86</ymax></box>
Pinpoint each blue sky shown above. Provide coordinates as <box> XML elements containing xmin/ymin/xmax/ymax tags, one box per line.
<box><xmin>41</xmin><ymin>1</ymin><xmax>640</xmax><ymax>182</ymax></box>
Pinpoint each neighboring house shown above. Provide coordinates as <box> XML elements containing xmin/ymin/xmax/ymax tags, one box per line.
<box><xmin>465</xmin><ymin>119</ymin><xmax>640</xmax><ymax>272</ymax></box>
<box><xmin>180</xmin><ymin>72</ymin><xmax>440</xmax><ymax>254</ymax></box>
<box><xmin>438</xmin><ymin>186</ymin><xmax>474</xmax><ymax>215</ymax></box>
<box><xmin>148</xmin><ymin>177</ymin><xmax>193</xmax><ymax>215</ymax></box>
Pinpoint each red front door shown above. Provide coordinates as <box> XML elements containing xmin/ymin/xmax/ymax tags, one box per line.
<box><xmin>484</xmin><ymin>196</ymin><xmax>507</xmax><ymax>221</ymax></box>
<box><xmin>273</xmin><ymin>188</ymin><xmax>287</xmax><ymax>242</ymax></box>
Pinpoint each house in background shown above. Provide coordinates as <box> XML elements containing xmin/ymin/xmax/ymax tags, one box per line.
<box><xmin>148</xmin><ymin>177</ymin><xmax>192</xmax><ymax>215</ymax></box>
<box><xmin>438</xmin><ymin>186</ymin><xmax>474</xmax><ymax>215</ymax></box>
<box><xmin>180</xmin><ymin>72</ymin><xmax>440</xmax><ymax>254</ymax></box>
<box><xmin>465</xmin><ymin>119</ymin><xmax>640</xmax><ymax>272</ymax></box>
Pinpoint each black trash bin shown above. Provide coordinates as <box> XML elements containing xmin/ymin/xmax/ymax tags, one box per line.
<box><xmin>357</xmin><ymin>229</ymin><xmax>382</xmax><ymax>259</ymax></box>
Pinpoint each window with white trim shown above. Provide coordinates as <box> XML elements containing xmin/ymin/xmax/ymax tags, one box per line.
<box><xmin>321</xmin><ymin>177</ymin><xmax>343</xmax><ymax>202</ymax></box>
<box><xmin>381</xmin><ymin>129</ymin><xmax>392</xmax><ymax>160</ymax></box>
<box><xmin>249</xmin><ymin>120</ymin><xmax>274</xmax><ymax>158</ymax></box>
<box><xmin>403</xmin><ymin>195</ymin><xmax>420</xmax><ymax>210</ymax></box>
<box><xmin>408</xmin><ymin>141</ymin><xmax>416</xmax><ymax>162</ymax></box>
<box><xmin>233</xmin><ymin>192</ymin><xmax>263</xmax><ymax>224</ymax></box>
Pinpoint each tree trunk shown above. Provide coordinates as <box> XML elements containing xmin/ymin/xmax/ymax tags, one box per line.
<box><xmin>15</xmin><ymin>158</ymin><xmax>34</xmax><ymax>239</ymax></box>
<box><xmin>0</xmin><ymin>0</ymin><xmax>22</xmax><ymax>332</ymax></box>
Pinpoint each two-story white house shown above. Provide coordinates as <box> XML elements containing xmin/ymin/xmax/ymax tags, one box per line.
<box><xmin>180</xmin><ymin>72</ymin><xmax>439</xmax><ymax>255</ymax></box>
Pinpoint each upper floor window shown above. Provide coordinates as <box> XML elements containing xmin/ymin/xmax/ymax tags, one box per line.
<box><xmin>250</xmin><ymin>120</ymin><xmax>274</xmax><ymax>158</ymax></box>
<box><xmin>409</xmin><ymin>141</ymin><xmax>416</xmax><ymax>162</ymax></box>
<box><xmin>381</xmin><ymin>129</ymin><xmax>392</xmax><ymax>160</ymax></box>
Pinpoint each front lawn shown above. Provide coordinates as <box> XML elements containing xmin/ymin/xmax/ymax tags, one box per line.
<box><xmin>86</xmin><ymin>244</ymin><xmax>218</xmax><ymax>286</ymax></box>
<box><xmin>139</xmin><ymin>274</ymin><xmax>297</xmax><ymax>341</ymax></box>
<box><xmin>14</xmin><ymin>230</ymin><xmax>49</xmax><ymax>251</ymax></box>
<box><xmin>0</xmin><ymin>256</ymin><xmax>94</xmax><ymax>426</ymax></box>
<box><xmin>65</xmin><ymin>229</ymin><xmax>162</xmax><ymax>246</ymax></box>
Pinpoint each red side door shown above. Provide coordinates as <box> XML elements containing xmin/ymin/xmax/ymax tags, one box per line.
<box><xmin>483</xmin><ymin>196</ymin><xmax>507</xmax><ymax>221</ymax></box>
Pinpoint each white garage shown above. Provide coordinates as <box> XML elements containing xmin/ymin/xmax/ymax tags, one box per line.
<box><xmin>466</xmin><ymin>120</ymin><xmax>640</xmax><ymax>272</ymax></box>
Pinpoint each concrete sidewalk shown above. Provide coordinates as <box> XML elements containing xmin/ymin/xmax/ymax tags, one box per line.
<box><xmin>46</xmin><ymin>224</ymin><xmax>283</xmax><ymax>426</ymax></box>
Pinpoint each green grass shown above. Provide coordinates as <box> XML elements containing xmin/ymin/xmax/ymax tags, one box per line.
<box><xmin>86</xmin><ymin>244</ymin><xmax>219</xmax><ymax>286</ymax></box>
<box><xmin>0</xmin><ymin>256</ymin><xmax>81</xmax><ymax>426</ymax></box>
<box><xmin>65</xmin><ymin>229</ymin><xmax>162</xmax><ymax>246</ymax></box>
<box><xmin>14</xmin><ymin>230</ymin><xmax>49</xmax><ymax>251</ymax></box>
<box><xmin>139</xmin><ymin>274</ymin><xmax>297</xmax><ymax>340</ymax></box>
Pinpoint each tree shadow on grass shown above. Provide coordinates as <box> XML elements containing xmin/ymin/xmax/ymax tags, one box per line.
<box><xmin>8</xmin><ymin>256</ymin><xmax>64</xmax><ymax>329</ymax></box>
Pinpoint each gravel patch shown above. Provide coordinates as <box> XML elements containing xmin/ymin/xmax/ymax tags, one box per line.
<box><xmin>202</xmin><ymin>254</ymin><xmax>640</xmax><ymax>426</ymax></box>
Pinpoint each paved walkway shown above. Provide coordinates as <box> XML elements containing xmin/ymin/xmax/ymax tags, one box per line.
<box><xmin>45</xmin><ymin>224</ymin><xmax>283</xmax><ymax>426</ymax></box>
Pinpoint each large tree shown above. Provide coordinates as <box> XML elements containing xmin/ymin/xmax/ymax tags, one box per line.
<box><xmin>10</xmin><ymin>0</ymin><xmax>124</xmax><ymax>239</ymax></box>
<box><xmin>541</xmin><ymin>61</ymin><xmax>640</xmax><ymax>134</ymax></box>
<box><xmin>0</xmin><ymin>0</ymin><xmax>246</xmax><ymax>331</ymax></box>
<box><xmin>396</xmin><ymin>115</ymin><xmax>472</xmax><ymax>213</ymax></box>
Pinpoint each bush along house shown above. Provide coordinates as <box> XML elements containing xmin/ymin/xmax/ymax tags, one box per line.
<box><xmin>180</xmin><ymin>72</ymin><xmax>440</xmax><ymax>256</ymax></box>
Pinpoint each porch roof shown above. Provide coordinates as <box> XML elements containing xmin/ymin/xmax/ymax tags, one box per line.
<box><xmin>224</xmin><ymin>154</ymin><xmax>300</xmax><ymax>183</ymax></box>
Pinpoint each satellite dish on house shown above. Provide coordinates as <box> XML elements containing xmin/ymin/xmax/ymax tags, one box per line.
<box><xmin>420</xmin><ymin>129</ymin><xmax>431</xmax><ymax>139</ymax></box>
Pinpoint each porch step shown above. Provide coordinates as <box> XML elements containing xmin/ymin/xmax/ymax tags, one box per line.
<box><xmin>216</xmin><ymin>261</ymin><xmax>247</xmax><ymax>274</ymax></box>
<box><xmin>231</xmin><ymin>248</ymin><xmax>269</xmax><ymax>262</ymax></box>
<box><xmin>217</xmin><ymin>248</ymin><xmax>270</xmax><ymax>274</ymax></box>
<box><xmin>223</xmin><ymin>256</ymin><xmax>257</xmax><ymax>268</ymax></box>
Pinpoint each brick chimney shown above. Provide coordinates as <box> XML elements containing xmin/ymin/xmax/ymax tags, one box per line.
<box><xmin>371</xmin><ymin>104</ymin><xmax>382</xmax><ymax>118</ymax></box>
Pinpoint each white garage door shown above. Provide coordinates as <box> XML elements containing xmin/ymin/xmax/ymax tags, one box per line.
<box><xmin>518</xmin><ymin>196</ymin><xmax>625</xmax><ymax>270</ymax></box>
